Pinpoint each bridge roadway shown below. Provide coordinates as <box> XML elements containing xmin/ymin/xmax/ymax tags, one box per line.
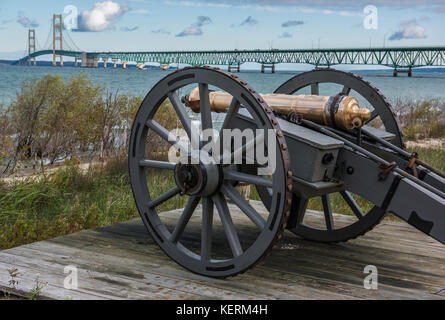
<box><xmin>15</xmin><ymin>47</ymin><xmax>445</xmax><ymax>73</ymax></box>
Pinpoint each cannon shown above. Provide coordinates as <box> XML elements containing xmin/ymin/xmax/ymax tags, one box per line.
<box><xmin>129</xmin><ymin>67</ymin><xmax>445</xmax><ymax>278</ymax></box>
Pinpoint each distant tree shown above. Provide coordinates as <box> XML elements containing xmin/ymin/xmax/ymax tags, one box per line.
<box><xmin>92</xmin><ymin>91</ymin><xmax>128</xmax><ymax>159</ymax></box>
<box><xmin>3</xmin><ymin>75</ymin><xmax>64</xmax><ymax>173</ymax></box>
<box><xmin>0</xmin><ymin>107</ymin><xmax>13</xmax><ymax>164</ymax></box>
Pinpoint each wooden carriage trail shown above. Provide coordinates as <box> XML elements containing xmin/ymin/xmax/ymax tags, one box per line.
<box><xmin>1</xmin><ymin>201</ymin><xmax>445</xmax><ymax>300</ymax></box>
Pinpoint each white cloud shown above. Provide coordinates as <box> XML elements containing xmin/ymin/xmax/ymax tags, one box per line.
<box><xmin>389</xmin><ymin>17</ymin><xmax>428</xmax><ymax>40</ymax></box>
<box><xmin>78</xmin><ymin>1</ymin><xmax>130</xmax><ymax>32</ymax></box>
<box><xmin>282</xmin><ymin>20</ymin><xmax>304</xmax><ymax>27</ymax></box>
<box><xmin>17</xmin><ymin>11</ymin><xmax>39</xmax><ymax>28</ymax></box>
<box><xmin>279</xmin><ymin>31</ymin><xmax>292</xmax><ymax>38</ymax></box>
<box><xmin>176</xmin><ymin>26</ymin><xmax>202</xmax><ymax>37</ymax></box>
<box><xmin>240</xmin><ymin>16</ymin><xmax>258</xmax><ymax>26</ymax></box>
<box><xmin>131</xmin><ymin>9</ymin><xmax>150</xmax><ymax>14</ymax></box>
<box><xmin>121</xmin><ymin>26</ymin><xmax>139</xmax><ymax>32</ymax></box>
<box><xmin>176</xmin><ymin>16</ymin><xmax>212</xmax><ymax>37</ymax></box>
<box><xmin>151</xmin><ymin>28</ymin><xmax>171</xmax><ymax>35</ymax></box>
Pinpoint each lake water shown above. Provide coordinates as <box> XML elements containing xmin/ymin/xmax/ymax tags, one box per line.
<box><xmin>0</xmin><ymin>64</ymin><xmax>444</xmax><ymax>108</ymax></box>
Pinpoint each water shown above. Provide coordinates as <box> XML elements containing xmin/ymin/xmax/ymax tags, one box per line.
<box><xmin>0</xmin><ymin>64</ymin><xmax>444</xmax><ymax>107</ymax></box>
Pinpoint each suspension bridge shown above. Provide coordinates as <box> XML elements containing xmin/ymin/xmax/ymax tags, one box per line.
<box><xmin>14</xmin><ymin>14</ymin><xmax>445</xmax><ymax>76</ymax></box>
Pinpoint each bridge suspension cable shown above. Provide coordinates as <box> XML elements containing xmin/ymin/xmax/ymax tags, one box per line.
<box><xmin>40</xmin><ymin>24</ymin><xmax>53</xmax><ymax>51</ymax></box>
<box><xmin>63</xmin><ymin>30</ymin><xmax>83</xmax><ymax>52</ymax></box>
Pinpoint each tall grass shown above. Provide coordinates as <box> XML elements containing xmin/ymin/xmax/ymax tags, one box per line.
<box><xmin>394</xmin><ymin>98</ymin><xmax>445</xmax><ymax>141</ymax></box>
<box><xmin>0</xmin><ymin>159</ymin><xmax>134</xmax><ymax>249</ymax></box>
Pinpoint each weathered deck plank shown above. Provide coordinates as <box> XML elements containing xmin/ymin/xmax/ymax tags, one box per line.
<box><xmin>1</xmin><ymin>201</ymin><xmax>445</xmax><ymax>300</ymax></box>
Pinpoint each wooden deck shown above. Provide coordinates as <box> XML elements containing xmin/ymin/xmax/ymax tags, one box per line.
<box><xmin>1</xmin><ymin>201</ymin><xmax>445</xmax><ymax>300</ymax></box>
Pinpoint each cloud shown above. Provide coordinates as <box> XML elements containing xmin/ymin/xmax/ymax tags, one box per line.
<box><xmin>17</xmin><ymin>11</ymin><xmax>39</xmax><ymax>28</ymax></box>
<box><xmin>281</xmin><ymin>20</ymin><xmax>304</xmax><ymax>27</ymax></box>
<box><xmin>176</xmin><ymin>26</ymin><xmax>202</xmax><ymax>37</ymax></box>
<box><xmin>388</xmin><ymin>25</ymin><xmax>426</xmax><ymax>40</ymax></box>
<box><xmin>388</xmin><ymin>17</ymin><xmax>428</xmax><ymax>40</ymax></box>
<box><xmin>240</xmin><ymin>16</ymin><xmax>258</xmax><ymax>26</ymax></box>
<box><xmin>165</xmin><ymin>1</ymin><xmax>232</xmax><ymax>8</ymax></box>
<box><xmin>151</xmin><ymin>29</ymin><xmax>171</xmax><ymax>35</ymax></box>
<box><xmin>176</xmin><ymin>15</ymin><xmax>212</xmax><ymax>37</ymax></box>
<box><xmin>131</xmin><ymin>9</ymin><xmax>150</xmax><ymax>14</ymax></box>
<box><xmin>120</xmin><ymin>26</ymin><xmax>139</xmax><ymax>32</ymax></box>
<box><xmin>205</xmin><ymin>0</ymin><xmax>445</xmax><ymax>8</ymax></box>
<box><xmin>77</xmin><ymin>1</ymin><xmax>130</xmax><ymax>32</ymax></box>
<box><xmin>279</xmin><ymin>31</ymin><xmax>292</xmax><ymax>38</ymax></box>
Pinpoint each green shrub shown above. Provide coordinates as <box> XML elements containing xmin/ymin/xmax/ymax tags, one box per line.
<box><xmin>395</xmin><ymin>98</ymin><xmax>445</xmax><ymax>141</ymax></box>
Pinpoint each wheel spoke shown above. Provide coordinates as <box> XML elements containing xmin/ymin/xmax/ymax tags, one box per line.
<box><xmin>199</xmin><ymin>83</ymin><xmax>213</xmax><ymax>131</ymax></box>
<box><xmin>212</xmin><ymin>193</ymin><xmax>243</xmax><ymax>257</ymax></box>
<box><xmin>224</xmin><ymin>170</ymin><xmax>273</xmax><ymax>188</ymax></box>
<box><xmin>219</xmin><ymin>131</ymin><xmax>264</xmax><ymax>164</ymax></box>
<box><xmin>170</xmin><ymin>196</ymin><xmax>201</xmax><ymax>243</ymax></box>
<box><xmin>201</xmin><ymin>197</ymin><xmax>214</xmax><ymax>262</ymax></box>
<box><xmin>221</xmin><ymin>184</ymin><xmax>266</xmax><ymax>229</ymax></box>
<box><xmin>139</xmin><ymin>160</ymin><xmax>176</xmax><ymax>170</ymax></box>
<box><xmin>365</xmin><ymin>110</ymin><xmax>379</xmax><ymax>124</ymax></box>
<box><xmin>340</xmin><ymin>191</ymin><xmax>365</xmax><ymax>219</ymax></box>
<box><xmin>311</xmin><ymin>83</ymin><xmax>319</xmax><ymax>95</ymax></box>
<box><xmin>148</xmin><ymin>186</ymin><xmax>181</xmax><ymax>208</ymax></box>
<box><xmin>168</xmin><ymin>91</ymin><xmax>192</xmax><ymax>137</ymax></box>
<box><xmin>146</xmin><ymin>119</ymin><xmax>189</xmax><ymax>152</ymax></box>
<box><xmin>292</xmin><ymin>195</ymin><xmax>309</xmax><ymax>225</ymax></box>
<box><xmin>341</xmin><ymin>86</ymin><xmax>351</xmax><ymax>95</ymax></box>
<box><xmin>321</xmin><ymin>194</ymin><xmax>334</xmax><ymax>230</ymax></box>
<box><xmin>220</xmin><ymin>98</ymin><xmax>240</xmax><ymax>133</ymax></box>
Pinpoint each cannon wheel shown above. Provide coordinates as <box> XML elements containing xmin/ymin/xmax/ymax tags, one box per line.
<box><xmin>257</xmin><ymin>68</ymin><xmax>405</xmax><ymax>243</ymax></box>
<box><xmin>129</xmin><ymin>67</ymin><xmax>292</xmax><ymax>277</ymax></box>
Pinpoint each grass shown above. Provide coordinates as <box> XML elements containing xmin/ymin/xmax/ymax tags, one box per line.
<box><xmin>395</xmin><ymin>98</ymin><xmax>445</xmax><ymax>141</ymax></box>
<box><xmin>0</xmin><ymin>156</ymin><xmax>137</xmax><ymax>250</ymax></box>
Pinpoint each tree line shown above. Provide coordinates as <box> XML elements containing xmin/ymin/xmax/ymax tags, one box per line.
<box><xmin>0</xmin><ymin>74</ymin><xmax>142</xmax><ymax>174</ymax></box>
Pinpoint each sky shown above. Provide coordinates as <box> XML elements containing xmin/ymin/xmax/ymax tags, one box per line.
<box><xmin>0</xmin><ymin>0</ymin><xmax>444</xmax><ymax>59</ymax></box>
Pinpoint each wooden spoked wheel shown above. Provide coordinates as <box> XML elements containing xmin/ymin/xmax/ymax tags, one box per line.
<box><xmin>257</xmin><ymin>68</ymin><xmax>404</xmax><ymax>243</ymax></box>
<box><xmin>129</xmin><ymin>67</ymin><xmax>292</xmax><ymax>277</ymax></box>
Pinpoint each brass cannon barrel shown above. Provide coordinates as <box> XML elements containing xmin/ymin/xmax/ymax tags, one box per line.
<box><xmin>182</xmin><ymin>87</ymin><xmax>371</xmax><ymax>130</ymax></box>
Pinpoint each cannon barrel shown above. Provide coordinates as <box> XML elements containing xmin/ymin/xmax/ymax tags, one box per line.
<box><xmin>182</xmin><ymin>87</ymin><xmax>371</xmax><ymax>130</ymax></box>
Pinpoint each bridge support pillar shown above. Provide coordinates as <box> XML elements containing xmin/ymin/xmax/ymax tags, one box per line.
<box><xmin>103</xmin><ymin>59</ymin><xmax>108</xmax><ymax>68</ymax></box>
<box><xmin>261</xmin><ymin>63</ymin><xmax>275</xmax><ymax>73</ymax></box>
<box><xmin>74</xmin><ymin>58</ymin><xmax>79</xmax><ymax>67</ymax></box>
<box><xmin>122</xmin><ymin>61</ymin><xmax>128</xmax><ymax>69</ymax></box>
<box><xmin>228</xmin><ymin>64</ymin><xmax>240</xmax><ymax>73</ymax></box>
<box><xmin>393</xmin><ymin>68</ymin><xmax>413</xmax><ymax>77</ymax></box>
<box><xmin>113</xmin><ymin>60</ymin><xmax>118</xmax><ymax>68</ymax></box>
<box><xmin>81</xmin><ymin>52</ymin><xmax>99</xmax><ymax>68</ymax></box>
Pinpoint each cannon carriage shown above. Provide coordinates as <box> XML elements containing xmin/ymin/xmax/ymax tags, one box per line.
<box><xmin>128</xmin><ymin>67</ymin><xmax>445</xmax><ymax>278</ymax></box>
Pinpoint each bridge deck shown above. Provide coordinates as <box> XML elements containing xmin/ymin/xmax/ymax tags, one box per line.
<box><xmin>1</xmin><ymin>201</ymin><xmax>445</xmax><ymax>300</ymax></box>
<box><xmin>17</xmin><ymin>47</ymin><xmax>445</xmax><ymax>68</ymax></box>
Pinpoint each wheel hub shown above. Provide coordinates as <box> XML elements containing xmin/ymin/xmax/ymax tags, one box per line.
<box><xmin>174</xmin><ymin>161</ymin><xmax>221</xmax><ymax>196</ymax></box>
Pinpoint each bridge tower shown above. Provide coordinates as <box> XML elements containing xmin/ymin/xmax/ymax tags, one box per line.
<box><xmin>28</xmin><ymin>29</ymin><xmax>36</xmax><ymax>66</ymax></box>
<box><xmin>52</xmin><ymin>14</ymin><xmax>63</xmax><ymax>67</ymax></box>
